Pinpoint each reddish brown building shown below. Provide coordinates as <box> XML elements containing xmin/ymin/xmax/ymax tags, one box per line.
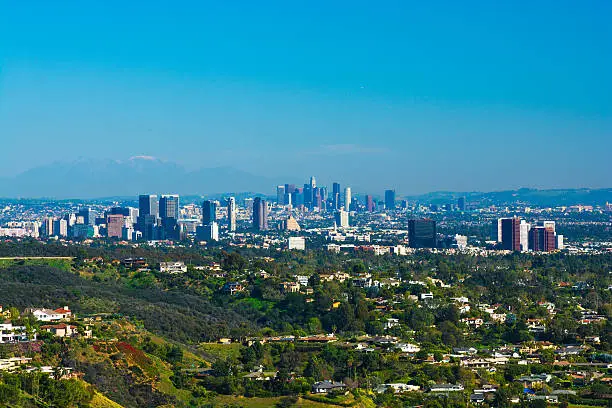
<box><xmin>529</xmin><ymin>226</ymin><xmax>555</xmax><ymax>252</ymax></box>
<box><xmin>501</xmin><ymin>217</ymin><xmax>521</xmax><ymax>251</ymax></box>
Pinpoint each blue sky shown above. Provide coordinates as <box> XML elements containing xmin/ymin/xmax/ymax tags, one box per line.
<box><xmin>1</xmin><ymin>0</ymin><xmax>611</xmax><ymax>194</ymax></box>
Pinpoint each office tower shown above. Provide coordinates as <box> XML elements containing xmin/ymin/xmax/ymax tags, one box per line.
<box><xmin>202</xmin><ymin>200</ymin><xmax>217</xmax><ymax>225</ymax></box>
<box><xmin>110</xmin><ymin>207</ymin><xmax>139</xmax><ymax>225</ymax></box>
<box><xmin>519</xmin><ymin>220</ymin><xmax>530</xmax><ymax>252</ymax></box>
<box><xmin>41</xmin><ymin>217</ymin><xmax>54</xmax><ymax>237</ymax></box>
<box><xmin>310</xmin><ymin>176</ymin><xmax>316</xmax><ymax>189</ymax></box>
<box><xmin>332</xmin><ymin>182</ymin><xmax>341</xmax><ymax>210</ymax></box>
<box><xmin>78</xmin><ymin>207</ymin><xmax>95</xmax><ymax>226</ymax></box>
<box><xmin>160</xmin><ymin>194</ymin><xmax>180</xmax><ymax>240</ymax></box>
<box><xmin>106</xmin><ymin>214</ymin><xmax>125</xmax><ymax>238</ymax></box>
<box><xmin>284</xmin><ymin>184</ymin><xmax>296</xmax><ymax>206</ymax></box>
<box><xmin>294</xmin><ymin>188</ymin><xmax>304</xmax><ymax>207</ymax></box>
<box><xmin>384</xmin><ymin>189</ymin><xmax>396</xmax><ymax>210</ymax></box>
<box><xmin>303</xmin><ymin>184</ymin><xmax>312</xmax><ymax>209</ymax></box>
<box><xmin>276</xmin><ymin>185</ymin><xmax>286</xmax><ymax>205</ymax></box>
<box><xmin>500</xmin><ymin>217</ymin><xmax>521</xmax><ymax>251</ymax></box>
<box><xmin>365</xmin><ymin>195</ymin><xmax>375</xmax><ymax>212</ymax></box>
<box><xmin>529</xmin><ymin>225</ymin><xmax>555</xmax><ymax>252</ymax></box>
<box><xmin>313</xmin><ymin>188</ymin><xmax>322</xmax><ymax>209</ymax></box>
<box><xmin>253</xmin><ymin>197</ymin><xmax>268</xmax><ymax>231</ymax></box>
<box><xmin>457</xmin><ymin>197</ymin><xmax>466</xmax><ymax>211</ymax></box>
<box><xmin>491</xmin><ymin>219</ymin><xmax>502</xmax><ymax>242</ymax></box>
<box><xmin>344</xmin><ymin>187</ymin><xmax>352</xmax><ymax>211</ymax></box>
<box><xmin>53</xmin><ymin>219</ymin><xmax>68</xmax><ymax>237</ymax></box>
<box><xmin>334</xmin><ymin>209</ymin><xmax>349</xmax><ymax>228</ymax></box>
<box><xmin>197</xmin><ymin>221</ymin><xmax>219</xmax><ymax>242</ymax></box>
<box><xmin>408</xmin><ymin>219</ymin><xmax>437</xmax><ymax>248</ymax></box>
<box><xmin>227</xmin><ymin>197</ymin><xmax>237</xmax><ymax>232</ymax></box>
<box><xmin>138</xmin><ymin>195</ymin><xmax>159</xmax><ymax>218</ymax></box>
<box><xmin>541</xmin><ymin>221</ymin><xmax>556</xmax><ymax>234</ymax></box>
<box><xmin>556</xmin><ymin>235</ymin><xmax>564</xmax><ymax>250</ymax></box>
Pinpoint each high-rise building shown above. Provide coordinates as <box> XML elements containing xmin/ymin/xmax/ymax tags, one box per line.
<box><xmin>42</xmin><ymin>217</ymin><xmax>54</xmax><ymax>237</ymax></box>
<box><xmin>303</xmin><ymin>184</ymin><xmax>312</xmax><ymax>209</ymax></box>
<box><xmin>556</xmin><ymin>235</ymin><xmax>564</xmax><ymax>250</ymax></box>
<box><xmin>312</xmin><ymin>188</ymin><xmax>322</xmax><ymax>210</ymax></box>
<box><xmin>500</xmin><ymin>217</ymin><xmax>521</xmax><ymax>251</ymax></box>
<box><xmin>384</xmin><ymin>190</ymin><xmax>396</xmax><ymax>210</ymax></box>
<box><xmin>78</xmin><ymin>207</ymin><xmax>95</xmax><ymax>226</ymax></box>
<box><xmin>408</xmin><ymin>219</ymin><xmax>437</xmax><ymax>248</ymax></box>
<box><xmin>202</xmin><ymin>200</ymin><xmax>217</xmax><ymax>225</ymax></box>
<box><xmin>227</xmin><ymin>197</ymin><xmax>237</xmax><ymax>232</ymax></box>
<box><xmin>519</xmin><ymin>220</ymin><xmax>530</xmax><ymax>252</ymax></box>
<box><xmin>334</xmin><ymin>210</ymin><xmax>349</xmax><ymax>228</ymax></box>
<box><xmin>253</xmin><ymin>197</ymin><xmax>268</xmax><ymax>231</ymax></box>
<box><xmin>457</xmin><ymin>197</ymin><xmax>466</xmax><ymax>211</ymax></box>
<box><xmin>138</xmin><ymin>195</ymin><xmax>159</xmax><ymax>218</ymax></box>
<box><xmin>284</xmin><ymin>184</ymin><xmax>296</xmax><ymax>207</ymax></box>
<box><xmin>344</xmin><ymin>187</ymin><xmax>352</xmax><ymax>211</ymax></box>
<box><xmin>529</xmin><ymin>225</ymin><xmax>555</xmax><ymax>252</ymax></box>
<box><xmin>107</xmin><ymin>214</ymin><xmax>125</xmax><ymax>239</ymax></box>
<box><xmin>276</xmin><ymin>185</ymin><xmax>286</xmax><ymax>205</ymax></box>
<box><xmin>332</xmin><ymin>182</ymin><xmax>341</xmax><ymax>210</ymax></box>
<box><xmin>160</xmin><ymin>195</ymin><xmax>180</xmax><ymax>240</ymax></box>
<box><xmin>365</xmin><ymin>195</ymin><xmax>375</xmax><ymax>212</ymax></box>
<box><xmin>53</xmin><ymin>219</ymin><xmax>68</xmax><ymax>237</ymax></box>
<box><xmin>197</xmin><ymin>221</ymin><xmax>219</xmax><ymax>242</ymax></box>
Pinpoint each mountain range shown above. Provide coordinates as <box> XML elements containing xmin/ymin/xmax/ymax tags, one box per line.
<box><xmin>0</xmin><ymin>157</ymin><xmax>276</xmax><ymax>199</ymax></box>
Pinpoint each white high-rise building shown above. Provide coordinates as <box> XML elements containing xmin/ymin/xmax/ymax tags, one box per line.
<box><xmin>334</xmin><ymin>210</ymin><xmax>349</xmax><ymax>228</ymax></box>
<box><xmin>556</xmin><ymin>235</ymin><xmax>564</xmax><ymax>250</ymax></box>
<box><xmin>519</xmin><ymin>220</ymin><xmax>530</xmax><ymax>252</ymax></box>
<box><xmin>344</xmin><ymin>187</ymin><xmax>352</xmax><ymax>211</ymax></box>
<box><xmin>227</xmin><ymin>197</ymin><xmax>237</xmax><ymax>232</ymax></box>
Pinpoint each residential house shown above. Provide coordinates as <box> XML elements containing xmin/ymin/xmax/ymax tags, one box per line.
<box><xmin>312</xmin><ymin>380</ymin><xmax>347</xmax><ymax>394</ymax></box>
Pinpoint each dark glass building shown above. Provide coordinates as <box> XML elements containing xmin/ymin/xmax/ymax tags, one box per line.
<box><xmin>501</xmin><ymin>217</ymin><xmax>521</xmax><ymax>251</ymax></box>
<box><xmin>384</xmin><ymin>189</ymin><xmax>396</xmax><ymax>210</ymax></box>
<box><xmin>408</xmin><ymin>219</ymin><xmax>437</xmax><ymax>248</ymax></box>
<box><xmin>253</xmin><ymin>197</ymin><xmax>268</xmax><ymax>231</ymax></box>
<box><xmin>202</xmin><ymin>200</ymin><xmax>217</xmax><ymax>225</ymax></box>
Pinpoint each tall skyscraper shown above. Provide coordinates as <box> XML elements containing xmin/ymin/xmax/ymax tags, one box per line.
<box><xmin>529</xmin><ymin>224</ymin><xmax>556</xmax><ymax>252</ymax></box>
<box><xmin>384</xmin><ymin>189</ymin><xmax>396</xmax><ymax>210</ymax></box>
<box><xmin>332</xmin><ymin>182</ymin><xmax>341</xmax><ymax>210</ymax></box>
<box><xmin>78</xmin><ymin>207</ymin><xmax>95</xmax><ymax>226</ymax></box>
<box><xmin>160</xmin><ymin>195</ymin><xmax>180</xmax><ymax>240</ymax></box>
<box><xmin>408</xmin><ymin>219</ymin><xmax>437</xmax><ymax>248</ymax></box>
<box><xmin>253</xmin><ymin>197</ymin><xmax>268</xmax><ymax>231</ymax></box>
<box><xmin>519</xmin><ymin>220</ymin><xmax>530</xmax><ymax>252</ymax></box>
<box><xmin>276</xmin><ymin>185</ymin><xmax>286</xmax><ymax>205</ymax></box>
<box><xmin>500</xmin><ymin>217</ymin><xmax>521</xmax><ymax>251</ymax></box>
<box><xmin>202</xmin><ymin>200</ymin><xmax>217</xmax><ymax>225</ymax></box>
<box><xmin>138</xmin><ymin>195</ymin><xmax>159</xmax><ymax>218</ymax></box>
<box><xmin>457</xmin><ymin>197</ymin><xmax>466</xmax><ymax>211</ymax></box>
<box><xmin>137</xmin><ymin>194</ymin><xmax>160</xmax><ymax>241</ymax></box>
<box><xmin>344</xmin><ymin>187</ymin><xmax>352</xmax><ymax>211</ymax></box>
<box><xmin>365</xmin><ymin>195</ymin><xmax>375</xmax><ymax>212</ymax></box>
<box><xmin>312</xmin><ymin>187</ymin><xmax>322</xmax><ymax>209</ymax></box>
<box><xmin>227</xmin><ymin>197</ymin><xmax>237</xmax><ymax>232</ymax></box>
<box><xmin>334</xmin><ymin>210</ymin><xmax>349</xmax><ymax>228</ymax></box>
<box><xmin>303</xmin><ymin>184</ymin><xmax>312</xmax><ymax>209</ymax></box>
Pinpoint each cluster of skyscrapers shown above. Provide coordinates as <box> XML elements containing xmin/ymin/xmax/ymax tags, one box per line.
<box><xmin>494</xmin><ymin>217</ymin><xmax>563</xmax><ymax>252</ymax></box>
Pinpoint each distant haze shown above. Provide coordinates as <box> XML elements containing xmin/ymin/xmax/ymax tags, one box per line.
<box><xmin>1</xmin><ymin>2</ymin><xmax>611</xmax><ymax>192</ymax></box>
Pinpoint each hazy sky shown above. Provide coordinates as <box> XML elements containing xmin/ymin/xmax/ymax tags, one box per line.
<box><xmin>1</xmin><ymin>1</ymin><xmax>611</xmax><ymax>194</ymax></box>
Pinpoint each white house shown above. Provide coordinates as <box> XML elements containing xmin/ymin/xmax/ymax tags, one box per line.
<box><xmin>0</xmin><ymin>322</ymin><xmax>35</xmax><ymax>343</ymax></box>
<box><xmin>159</xmin><ymin>262</ymin><xmax>187</xmax><ymax>274</ymax></box>
<box><xmin>26</xmin><ymin>307</ymin><xmax>72</xmax><ymax>322</ymax></box>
